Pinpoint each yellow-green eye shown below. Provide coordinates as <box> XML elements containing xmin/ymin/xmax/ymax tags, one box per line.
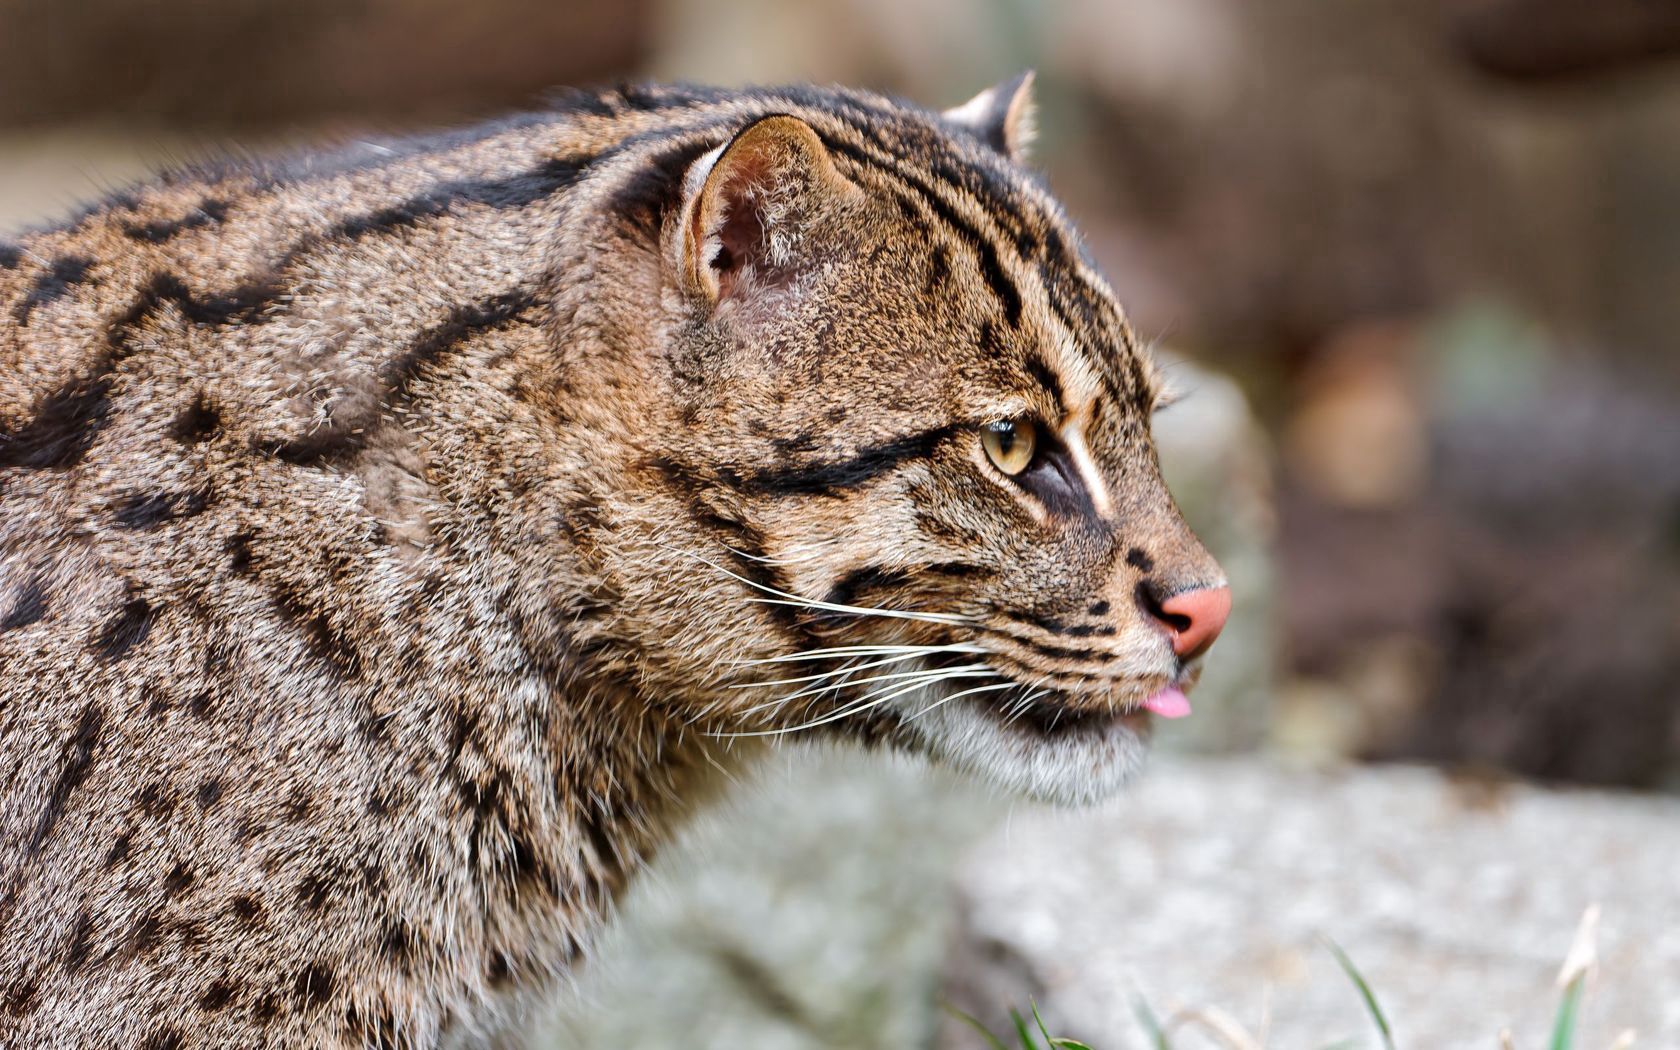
<box><xmin>982</xmin><ymin>420</ymin><xmax>1037</xmax><ymax>476</ymax></box>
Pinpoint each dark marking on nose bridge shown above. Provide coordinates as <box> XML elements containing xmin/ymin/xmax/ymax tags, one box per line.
<box><xmin>2</xmin><ymin>576</ymin><xmax>48</xmax><ymax>630</ymax></box>
<box><xmin>1005</xmin><ymin>609</ymin><xmax>1117</xmax><ymax>639</ymax></box>
<box><xmin>13</xmin><ymin>255</ymin><xmax>95</xmax><ymax>324</ymax></box>
<box><xmin>1125</xmin><ymin>548</ymin><xmax>1154</xmax><ymax>573</ymax></box>
<box><xmin>27</xmin><ymin>703</ymin><xmax>104</xmax><ymax>856</ymax></box>
<box><xmin>93</xmin><ymin>595</ymin><xmax>154</xmax><ymax>662</ymax></box>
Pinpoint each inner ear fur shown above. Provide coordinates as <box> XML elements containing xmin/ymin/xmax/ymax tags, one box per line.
<box><xmin>677</xmin><ymin>114</ymin><xmax>858</xmax><ymax>304</ymax></box>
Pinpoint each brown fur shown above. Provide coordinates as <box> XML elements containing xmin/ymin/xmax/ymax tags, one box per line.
<box><xmin>0</xmin><ymin>81</ymin><xmax>1223</xmax><ymax>1047</ymax></box>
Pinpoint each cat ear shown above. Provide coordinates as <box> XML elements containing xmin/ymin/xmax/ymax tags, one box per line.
<box><xmin>676</xmin><ymin>114</ymin><xmax>858</xmax><ymax>305</ymax></box>
<box><xmin>943</xmin><ymin>71</ymin><xmax>1037</xmax><ymax>161</ymax></box>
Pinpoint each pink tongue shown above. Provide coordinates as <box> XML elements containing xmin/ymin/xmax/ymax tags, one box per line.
<box><xmin>1142</xmin><ymin>686</ymin><xmax>1192</xmax><ymax>720</ymax></box>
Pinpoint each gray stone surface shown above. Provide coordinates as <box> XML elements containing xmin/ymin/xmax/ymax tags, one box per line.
<box><xmin>545</xmin><ymin>749</ymin><xmax>1007</xmax><ymax>1049</ymax></box>
<box><xmin>942</xmin><ymin>759</ymin><xmax>1680</xmax><ymax>1049</ymax></box>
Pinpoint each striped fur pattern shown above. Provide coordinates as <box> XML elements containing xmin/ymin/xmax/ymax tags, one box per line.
<box><xmin>0</xmin><ymin>79</ymin><xmax>1224</xmax><ymax>1047</ymax></box>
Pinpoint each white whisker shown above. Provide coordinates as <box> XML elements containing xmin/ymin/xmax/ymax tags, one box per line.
<box><xmin>907</xmin><ymin>680</ymin><xmax>1020</xmax><ymax>720</ymax></box>
<box><xmin>713</xmin><ymin>668</ymin><xmax>1000</xmax><ymax>738</ymax></box>
<box><xmin>735</xmin><ymin>643</ymin><xmax>985</xmax><ymax>666</ymax></box>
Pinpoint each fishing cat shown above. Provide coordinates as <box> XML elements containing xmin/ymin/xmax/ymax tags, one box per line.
<box><xmin>0</xmin><ymin>76</ymin><xmax>1229</xmax><ymax>1047</ymax></box>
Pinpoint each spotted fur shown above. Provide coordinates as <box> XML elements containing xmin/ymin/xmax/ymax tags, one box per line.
<box><xmin>0</xmin><ymin>79</ymin><xmax>1224</xmax><ymax>1047</ymax></box>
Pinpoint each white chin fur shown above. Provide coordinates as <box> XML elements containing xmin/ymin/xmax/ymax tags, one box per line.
<box><xmin>891</xmin><ymin>694</ymin><xmax>1151</xmax><ymax>806</ymax></box>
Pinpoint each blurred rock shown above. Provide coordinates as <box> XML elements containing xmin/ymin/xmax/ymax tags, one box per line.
<box><xmin>940</xmin><ymin>758</ymin><xmax>1680</xmax><ymax>1049</ymax></box>
<box><xmin>543</xmin><ymin>751</ymin><xmax>1005</xmax><ymax>1049</ymax></box>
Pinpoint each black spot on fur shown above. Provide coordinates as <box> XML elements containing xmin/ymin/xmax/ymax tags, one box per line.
<box><xmin>297</xmin><ymin>868</ymin><xmax>332</xmax><ymax>912</ymax></box>
<box><xmin>267</xmin><ymin>577</ymin><xmax>360</xmax><ymax>678</ymax></box>
<box><xmin>1088</xmin><ymin>600</ymin><xmax>1111</xmax><ymax>616</ymax></box>
<box><xmin>105</xmin><ymin>831</ymin><xmax>133</xmax><ymax>867</ymax></box>
<box><xmin>0</xmin><ymin>242</ymin><xmax>20</xmax><ymax>271</ymax></box>
<box><xmin>13</xmin><ymin>255</ymin><xmax>95</xmax><ymax>324</ymax></box>
<box><xmin>163</xmin><ymin>861</ymin><xmax>195</xmax><ymax>898</ymax></box>
<box><xmin>93</xmin><ymin>595</ymin><xmax>153</xmax><ymax>662</ymax></box>
<box><xmin>196</xmin><ymin>779</ymin><xmax>223</xmax><ymax>809</ymax></box>
<box><xmin>137</xmin><ymin>781</ymin><xmax>175</xmax><ymax>819</ymax></box>
<box><xmin>114</xmin><ymin>487</ymin><xmax>210</xmax><ymax>529</ymax></box>
<box><xmin>142</xmin><ymin>1026</ymin><xmax>183</xmax><ymax>1050</ymax></box>
<box><xmin>127</xmin><ymin>908</ymin><xmax>164</xmax><ymax>958</ymax></box>
<box><xmin>230</xmin><ymin>895</ymin><xmax>263</xmax><ymax>926</ymax></box>
<box><xmin>1</xmin><ymin>576</ymin><xmax>48</xmax><ymax>630</ymax></box>
<box><xmin>3</xmin><ymin>977</ymin><xmax>38</xmax><ymax>1017</ymax></box>
<box><xmin>0</xmin><ymin>364</ymin><xmax>116</xmax><ymax>470</ymax></box>
<box><xmin>293</xmin><ymin>962</ymin><xmax>336</xmax><ymax>1010</ymax></box>
<box><xmin>1125</xmin><ymin>548</ymin><xmax>1155</xmax><ymax>573</ymax></box>
<box><xmin>62</xmin><ymin>911</ymin><xmax>95</xmax><ymax>974</ymax></box>
<box><xmin>199</xmin><ymin>978</ymin><xmax>236</xmax><ymax>1011</ymax></box>
<box><xmin>253</xmin><ymin>990</ymin><xmax>281</xmax><ymax>1023</ymax></box>
<box><xmin>121</xmin><ymin>198</ymin><xmax>230</xmax><ymax>244</ymax></box>
<box><xmin>28</xmin><ymin>704</ymin><xmax>103</xmax><ymax>856</ymax></box>
<box><xmin>380</xmin><ymin>920</ymin><xmax>413</xmax><ymax>970</ymax></box>
<box><xmin>171</xmin><ymin>393</ymin><xmax>221</xmax><ymax>444</ymax></box>
<box><xmin>925</xmin><ymin>243</ymin><xmax>952</xmax><ymax>294</ymax></box>
<box><xmin>187</xmin><ymin>689</ymin><xmax>215</xmax><ymax>720</ymax></box>
<box><xmin>225</xmin><ymin>530</ymin><xmax>254</xmax><ymax>575</ymax></box>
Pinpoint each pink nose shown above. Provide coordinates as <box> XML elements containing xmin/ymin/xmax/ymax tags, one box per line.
<box><xmin>1155</xmin><ymin>585</ymin><xmax>1231</xmax><ymax>660</ymax></box>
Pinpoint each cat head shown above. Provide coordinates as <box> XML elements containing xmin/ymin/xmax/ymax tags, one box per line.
<box><xmin>589</xmin><ymin>80</ymin><xmax>1228</xmax><ymax>804</ymax></box>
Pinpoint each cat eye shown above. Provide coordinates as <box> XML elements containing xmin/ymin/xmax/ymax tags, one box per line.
<box><xmin>981</xmin><ymin>420</ymin><xmax>1037</xmax><ymax>476</ymax></box>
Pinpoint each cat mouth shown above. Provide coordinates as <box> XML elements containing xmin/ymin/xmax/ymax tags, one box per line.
<box><xmin>883</xmin><ymin>666</ymin><xmax>1195</xmax><ymax>805</ymax></box>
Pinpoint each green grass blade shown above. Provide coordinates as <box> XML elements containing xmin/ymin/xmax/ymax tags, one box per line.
<box><xmin>1029</xmin><ymin>1001</ymin><xmax>1093</xmax><ymax>1050</ymax></box>
<box><xmin>1322</xmin><ymin>937</ymin><xmax>1396</xmax><ymax>1050</ymax></box>
<box><xmin>1132</xmin><ymin>994</ymin><xmax>1172</xmax><ymax>1050</ymax></box>
<box><xmin>1031</xmin><ymin>1001</ymin><xmax>1056</xmax><ymax>1044</ymax></box>
<box><xmin>1011</xmin><ymin>1007</ymin><xmax>1040</xmax><ymax>1048</ymax></box>
<box><xmin>1548</xmin><ymin>973</ymin><xmax>1586</xmax><ymax>1050</ymax></box>
<box><xmin>944</xmin><ymin>1003</ymin><xmax>1012</xmax><ymax>1050</ymax></box>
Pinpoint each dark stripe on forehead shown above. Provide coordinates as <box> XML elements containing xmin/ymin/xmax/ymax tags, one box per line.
<box><xmin>822</xmin><ymin>137</ymin><xmax>1023</xmax><ymax>327</ymax></box>
<box><xmin>1025</xmin><ymin>354</ymin><xmax>1065</xmax><ymax>412</ymax></box>
<box><xmin>741</xmin><ymin>424</ymin><xmax>960</xmax><ymax>496</ymax></box>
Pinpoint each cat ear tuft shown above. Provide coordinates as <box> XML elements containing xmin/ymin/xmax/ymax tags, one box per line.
<box><xmin>676</xmin><ymin>114</ymin><xmax>856</xmax><ymax>305</ymax></box>
<box><xmin>943</xmin><ymin>71</ymin><xmax>1038</xmax><ymax>161</ymax></box>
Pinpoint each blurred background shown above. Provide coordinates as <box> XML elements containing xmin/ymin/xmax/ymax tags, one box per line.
<box><xmin>5</xmin><ymin>0</ymin><xmax>1678</xmax><ymax>1046</ymax></box>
